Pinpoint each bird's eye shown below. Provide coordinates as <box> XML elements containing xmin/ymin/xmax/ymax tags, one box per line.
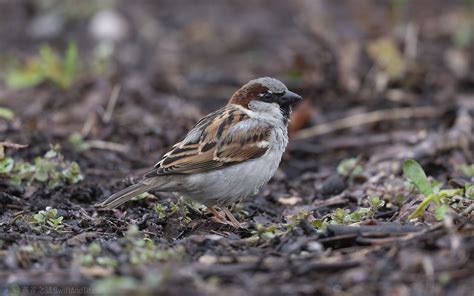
<box><xmin>262</xmin><ymin>92</ymin><xmax>273</xmax><ymax>100</ymax></box>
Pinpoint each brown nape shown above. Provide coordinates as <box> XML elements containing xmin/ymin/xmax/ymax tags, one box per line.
<box><xmin>229</xmin><ymin>83</ymin><xmax>267</xmax><ymax>108</ymax></box>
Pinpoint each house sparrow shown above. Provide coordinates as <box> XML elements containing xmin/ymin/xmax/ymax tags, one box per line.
<box><xmin>96</xmin><ymin>77</ymin><xmax>302</xmax><ymax>227</ymax></box>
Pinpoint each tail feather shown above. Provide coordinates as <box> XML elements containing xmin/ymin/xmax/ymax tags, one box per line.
<box><xmin>96</xmin><ymin>182</ymin><xmax>156</xmax><ymax>209</ymax></box>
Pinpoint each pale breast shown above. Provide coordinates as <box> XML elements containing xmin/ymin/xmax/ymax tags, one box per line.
<box><xmin>177</xmin><ymin>147</ymin><xmax>283</xmax><ymax>207</ymax></box>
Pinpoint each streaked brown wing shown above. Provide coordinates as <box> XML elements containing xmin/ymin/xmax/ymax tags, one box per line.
<box><xmin>143</xmin><ymin>105</ymin><xmax>271</xmax><ymax>177</ymax></box>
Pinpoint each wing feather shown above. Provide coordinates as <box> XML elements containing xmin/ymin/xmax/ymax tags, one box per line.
<box><xmin>144</xmin><ymin>105</ymin><xmax>272</xmax><ymax>177</ymax></box>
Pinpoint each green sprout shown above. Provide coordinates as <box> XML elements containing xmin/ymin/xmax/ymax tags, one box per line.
<box><xmin>32</xmin><ymin>207</ymin><xmax>64</xmax><ymax>231</ymax></box>
<box><xmin>465</xmin><ymin>183</ymin><xmax>474</xmax><ymax>200</ymax></box>
<box><xmin>154</xmin><ymin>201</ymin><xmax>190</xmax><ymax>222</ymax></box>
<box><xmin>0</xmin><ymin>157</ymin><xmax>14</xmax><ymax>174</ymax></box>
<box><xmin>0</xmin><ymin>107</ymin><xmax>15</xmax><ymax>121</ymax></box>
<box><xmin>68</xmin><ymin>132</ymin><xmax>90</xmax><ymax>152</ymax></box>
<box><xmin>7</xmin><ymin>147</ymin><xmax>83</xmax><ymax>188</ymax></box>
<box><xmin>286</xmin><ymin>209</ymin><xmax>312</xmax><ymax>231</ymax></box>
<box><xmin>311</xmin><ymin>195</ymin><xmax>387</xmax><ymax>230</ymax></box>
<box><xmin>154</xmin><ymin>204</ymin><xmax>168</xmax><ymax>219</ymax></box>
<box><xmin>403</xmin><ymin>159</ymin><xmax>465</xmax><ymax>220</ymax></box>
<box><xmin>79</xmin><ymin>242</ymin><xmax>117</xmax><ymax>268</ymax></box>
<box><xmin>252</xmin><ymin>223</ymin><xmax>279</xmax><ymax>240</ymax></box>
<box><xmin>123</xmin><ymin>225</ymin><xmax>185</xmax><ymax>265</ymax></box>
<box><xmin>368</xmin><ymin>196</ymin><xmax>385</xmax><ymax>211</ymax></box>
<box><xmin>337</xmin><ymin>158</ymin><xmax>364</xmax><ymax>181</ymax></box>
<box><xmin>6</xmin><ymin>42</ymin><xmax>78</xmax><ymax>89</ymax></box>
<box><xmin>461</xmin><ymin>164</ymin><xmax>474</xmax><ymax>178</ymax></box>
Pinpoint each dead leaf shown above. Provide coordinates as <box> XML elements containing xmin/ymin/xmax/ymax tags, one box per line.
<box><xmin>367</xmin><ymin>38</ymin><xmax>406</xmax><ymax>80</ymax></box>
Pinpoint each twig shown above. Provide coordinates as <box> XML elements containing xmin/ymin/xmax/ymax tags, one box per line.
<box><xmin>312</xmin><ymin>194</ymin><xmax>347</xmax><ymax>210</ymax></box>
<box><xmin>294</xmin><ymin>106</ymin><xmax>439</xmax><ymax>140</ymax></box>
<box><xmin>404</xmin><ymin>22</ymin><xmax>418</xmax><ymax>66</ymax></box>
<box><xmin>327</xmin><ymin>223</ymin><xmax>424</xmax><ymax>236</ymax></box>
<box><xmin>81</xmin><ymin>113</ymin><xmax>96</xmax><ymax>137</ymax></box>
<box><xmin>102</xmin><ymin>85</ymin><xmax>121</xmax><ymax>123</ymax></box>
<box><xmin>87</xmin><ymin>140</ymin><xmax>129</xmax><ymax>153</ymax></box>
<box><xmin>0</xmin><ymin>142</ymin><xmax>28</xmax><ymax>149</ymax></box>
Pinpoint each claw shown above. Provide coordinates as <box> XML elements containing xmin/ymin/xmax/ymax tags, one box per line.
<box><xmin>222</xmin><ymin>207</ymin><xmax>242</xmax><ymax>228</ymax></box>
<box><xmin>207</xmin><ymin>206</ymin><xmax>242</xmax><ymax>228</ymax></box>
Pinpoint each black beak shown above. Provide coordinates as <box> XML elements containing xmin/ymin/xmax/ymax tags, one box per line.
<box><xmin>279</xmin><ymin>90</ymin><xmax>302</xmax><ymax>105</ymax></box>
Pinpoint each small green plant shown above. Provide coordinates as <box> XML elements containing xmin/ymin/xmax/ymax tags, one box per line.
<box><xmin>32</xmin><ymin>207</ymin><xmax>64</xmax><ymax>231</ymax></box>
<box><xmin>79</xmin><ymin>243</ymin><xmax>100</xmax><ymax>266</ymax></box>
<box><xmin>154</xmin><ymin>200</ymin><xmax>190</xmax><ymax>222</ymax></box>
<box><xmin>465</xmin><ymin>183</ymin><xmax>474</xmax><ymax>200</ymax></box>
<box><xmin>154</xmin><ymin>203</ymin><xmax>169</xmax><ymax>219</ymax></box>
<box><xmin>460</xmin><ymin>164</ymin><xmax>474</xmax><ymax>178</ymax></box>
<box><xmin>4</xmin><ymin>147</ymin><xmax>83</xmax><ymax>188</ymax></box>
<box><xmin>123</xmin><ymin>225</ymin><xmax>185</xmax><ymax>265</ymax></box>
<box><xmin>311</xmin><ymin>196</ymin><xmax>386</xmax><ymax>230</ymax></box>
<box><xmin>368</xmin><ymin>196</ymin><xmax>385</xmax><ymax>211</ymax></box>
<box><xmin>0</xmin><ymin>157</ymin><xmax>14</xmax><ymax>174</ymax></box>
<box><xmin>252</xmin><ymin>223</ymin><xmax>279</xmax><ymax>240</ymax></box>
<box><xmin>286</xmin><ymin>209</ymin><xmax>312</xmax><ymax>231</ymax></box>
<box><xmin>337</xmin><ymin>158</ymin><xmax>364</xmax><ymax>181</ymax></box>
<box><xmin>79</xmin><ymin>242</ymin><xmax>118</xmax><ymax>268</ymax></box>
<box><xmin>68</xmin><ymin>132</ymin><xmax>90</xmax><ymax>152</ymax></box>
<box><xmin>6</xmin><ymin>42</ymin><xmax>78</xmax><ymax>89</ymax></box>
<box><xmin>403</xmin><ymin>159</ymin><xmax>464</xmax><ymax>220</ymax></box>
<box><xmin>96</xmin><ymin>256</ymin><xmax>119</xmax><ymax>268</ymax></box>
<box><xmin>0</xmin><ymin>107</ymin><xmax>14</xmax><ymax>121</ymax></box>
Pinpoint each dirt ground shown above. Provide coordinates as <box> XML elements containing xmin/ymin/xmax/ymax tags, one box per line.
<box><xmin>0</xmin><ymin>1</ymin><xmax>473</xmax><ymax>295</ymax></box>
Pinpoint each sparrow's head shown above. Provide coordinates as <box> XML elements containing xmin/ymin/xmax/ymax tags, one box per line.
<box><xmin>229</xmin><ymin>77</ymin><xmax>302</xmax><ymax>120</ymax></box>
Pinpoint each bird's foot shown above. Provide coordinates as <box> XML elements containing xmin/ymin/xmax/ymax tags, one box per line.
<box><xmin>222</xmin><ymin>207</ymin><xmax>243</xmax><ymax>229</ymax></box>
<box><xmin>207</xmin><ymin>206</ymin><xmax>242</xmax><ymax>229</ymax></box>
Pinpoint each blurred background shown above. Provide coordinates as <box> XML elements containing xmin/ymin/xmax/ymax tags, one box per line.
<box><xmin>0</xmin><ymin>0</ymin><xmax>472</xmax><ymax>175</ymax></box>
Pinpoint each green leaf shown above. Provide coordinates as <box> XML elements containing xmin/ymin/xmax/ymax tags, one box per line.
<box><xmin>64</xmin><ymin>42</ymin><xmax>78</xmax><ymax>87</ymax></box>
<box><xmin>44</xmin><ymin>149</ymin><xmax>58</xmax><ymax>159</ymax></box>
<box><xmin>0</xmin><ymin>157</ymin><xmax>14</xmax><ymax>173</ymax></box>
<box><xmin>33</xmin><ymin>213</ymin><xmax>45</xmax><ymax>223</ymax></box>
<box><xmin>438</xmin><ymin>189</ymin><xmax>463</xmax><ymax>198</ymax></box>
<box><xmin>435</xmin><ymin>205</ymin><xmax>449</xmax><ymax>221</ymax></box>
<box><xmin>96</xmin><ymin>256</ymin><xmax>118</xmax><ymax>268</ymax></box>
<box><xmin>408</xmin><ymin>193</ymin><xmax>434</xmax><ymax>220</ymax></box>
<box><xmin>35</xmin><ymin>164</ymin><xmax>49</xmax><ymax>182</ymax></box>
<box><xmin>337</xmin><ymin>158</ymin><xmax>364</xmax><ymax>179</ymax></box>
<box><xmin>369</xmin><ymin>196</ymin><xmax>385</xmax><ymax>209</ymax></box>
<box><xmin>68</xmin><ymin>132</ymin><xmax>90</xmax><ymax>151</ymax></box>
<box><xmin>461</xmin><ymin>164</ymin><xmax>474</xmax><ymax>177</ymax></box>
<box><xmin>403</xmin><ymin>159</ymin><xmax>433</xmax><ymax>196</ymax></box>
<box><xmin>5</xmin><ymin>68</ymin><xmax>44</xmax><ymax>89</ymax></box>
<box><xmin>88</xmin><ymin>243</ymin><xmax>102</xmax><ymax>255</ymax></box>
<box><xmin>62</xmin><ymin>161</ymin><xmax>83</xmax><ymax>183</ymax></box>
<box><xmin>465</xmin><ymin>183</ymin><xmax>474</xmax><ymax>200</ymax></box>
<box><xmin>0</xmin><ymin>107</ymin><xmax>15</xmax><ymax>121</ymax></box>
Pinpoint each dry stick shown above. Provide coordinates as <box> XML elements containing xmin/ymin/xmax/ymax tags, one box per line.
<box><xmin>102</xmin><ymin>84</ymin><xmax>121</xmax><ymax>123</ymax></box>
<box><xmin>0</xmin><ymin>142</ymin><xmax>28</xmax><ymax>149</ymax></box>
<box><xmin>293</xmin><ymin>106</ymin><xmax>439</xmax><ymax>140</ymax></box>
<box><xmin>86</xmin><ymin>140</ymin><xmax>129</xmax><ymax>153</ymax></box>
<box><xmin>81</xmin><ymin>113</ymin><xmax>96</xmax><ymax>137</ymax></box>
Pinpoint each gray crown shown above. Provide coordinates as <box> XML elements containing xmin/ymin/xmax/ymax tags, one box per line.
<box><xmin>245</xmin><ymin>77</ymin><xmax>287</xmax><ymax>94</ymax></box>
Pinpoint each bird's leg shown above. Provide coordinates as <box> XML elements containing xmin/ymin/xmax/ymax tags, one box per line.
<box><xmin>207</xmin><ymin>206</ymin><xmax>228</xmax><ymax>224</ymax></box>
<box><xmin>222</xmin><ymin>207</ymin><xmax>242</xmax><ymax>229</ymax></box>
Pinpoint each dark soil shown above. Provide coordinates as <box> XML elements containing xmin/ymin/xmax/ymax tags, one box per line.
<box><xmin>0</xmin><ymin>1</ymin><xmax>473</xmax><ymax>295</ymax></box>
